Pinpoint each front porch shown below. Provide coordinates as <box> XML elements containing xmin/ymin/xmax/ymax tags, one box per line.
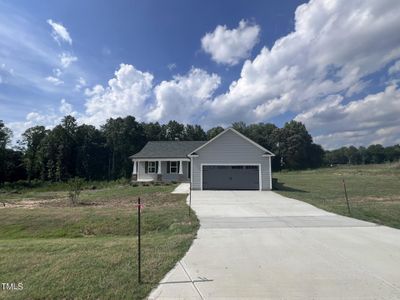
<box><xmin>131</xmin><ymin>159</ymin><xmax>191</xmax><ymax>182</ymax></box>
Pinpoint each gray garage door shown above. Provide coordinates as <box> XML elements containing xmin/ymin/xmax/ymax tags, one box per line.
<box><xmin>202</xmin><ymin>165</ymin><xmax>259</xmax><ymax>190</ymax></box>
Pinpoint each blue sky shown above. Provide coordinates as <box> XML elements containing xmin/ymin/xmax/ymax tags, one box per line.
<box><xmin>1</xmin><ymin>0</ymin><xmax>400</xmax><ymax>149</ymax></box>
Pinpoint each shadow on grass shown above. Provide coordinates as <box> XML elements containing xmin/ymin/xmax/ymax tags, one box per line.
<box><xmin>274</xmin><ymin>182</ymin><xmax>308</xmax><ymax>193</ymax></box>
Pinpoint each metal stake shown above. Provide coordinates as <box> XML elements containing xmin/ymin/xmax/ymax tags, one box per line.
<box><xmin>189</xmin><ymin>181</ymin><xmax>192</xmax><ymax>217</ymax></box>
<box><xmin>137</xmin><ymin>197</ymin><xmax>141</xmax><ymax>284</ymax></box>
<box><xmin>342</xmin><ymin>179</ymin><xmax>352</xmax><ymax>216</ymax></box>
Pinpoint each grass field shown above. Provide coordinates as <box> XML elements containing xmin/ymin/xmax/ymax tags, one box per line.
<box><xmin>275</xmin><ymin>163</ymin><xmax>400</xmax><ymax>229</ymax></box>
<box><xmin>0</xmin><ymin>182</ymin><xmax>199</xmax><ymax>299</ymax></box>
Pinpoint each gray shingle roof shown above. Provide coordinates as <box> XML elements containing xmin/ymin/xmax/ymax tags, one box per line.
<box><xmin>129</xmin><ymin>141</ymin><xmax>206</xmax><ymax>159</ymax></box>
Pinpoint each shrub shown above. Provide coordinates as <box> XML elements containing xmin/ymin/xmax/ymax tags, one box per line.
<box><xmin>68</xmin><ymin>177</ymin><xmax>85</xmax><ymax>206</ymax></box>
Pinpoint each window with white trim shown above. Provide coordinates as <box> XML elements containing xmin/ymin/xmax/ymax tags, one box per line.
<box><xmin>147</xmin><ymin>161</ymin><xmax>157</xmax><ymax>173</ymax></box>
<box><xmin>169</xmin><ymin>161</ymin><xmax>178</xmax><ymax>174</ymax></box>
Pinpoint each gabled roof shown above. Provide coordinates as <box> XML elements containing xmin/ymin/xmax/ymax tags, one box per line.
<box><xmin>189</xmin><ymin>127</ymin><xmax>275</xmax><ymax>156</ymax></box>
<box><xmin>130</xmin><ymin>141</ymin><xmax>206</xmax><ymax>159</ymax></box>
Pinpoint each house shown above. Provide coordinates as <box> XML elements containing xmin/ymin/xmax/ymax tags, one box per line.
<box><xmin>129</xmin><ymin>128</ymin><xmax>274</xmax><ymax>190</ymax></box>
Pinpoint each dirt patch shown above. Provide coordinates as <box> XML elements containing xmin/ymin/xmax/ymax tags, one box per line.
<box><xmin>0</xmin><ymin>190</ymin><xmax>182</xmax><ymax>209</ymax></box>
<box><xmin>0</xmin><ymin>199</ymin><xmax>60</xmax><ymax>209</ymax></box>
<box><xmin>351</xmin><ymin>195</ymin><xmax>400</xmax><ymax>203</ymax></box>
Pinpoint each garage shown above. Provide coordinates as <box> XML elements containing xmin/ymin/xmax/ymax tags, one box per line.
<box><xmin>202</xmin><ymin>165</ymin><xmax>260</xmax><ymax>190</ymax></box>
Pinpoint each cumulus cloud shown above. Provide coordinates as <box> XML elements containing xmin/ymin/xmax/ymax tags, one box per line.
<box><xmin>15</xmin><ymin>0</ymin><xmax>400</xmax><ymax>149</ymax></box>
<box><xmin>81</xmin><ymin>64</ymin><xmax>220</xmax><ymax>126</ymax></box>
<box><xmin>200</xmin><ymin>0</ymin><xmax>400</xmax><ymax>149</ymax></box>
<box><xmin>59</xmin><ymin>98</ymin><xmax>75</xmax><ymax>115</ymax></box>
<box><xmin>60</xmin><ymin>52</ymin><xmax>78</xmax><ymax>68</ymax></box>
<box><xmin>201</xmin><ymin>20</ymin><xmax>260</xmax><ymax>65</ymax></box>
<box><xmin>82</xmin><ymin>64</ymin><xmax>154</xmax><ymax>126</ymax></box>
<box><xmin>47</xmin><ymin>19</ymin><xmax>72</xmax><ymax>45</ymax></box>
<box><xmin>148</xmin><ymin>68</ymin><xmax>220</xmax><ymax>123</ymax></box>
<box><xmin>80</xmin><ymin>0</ymin><xmax>400</xmax><ymax>149</ymax></box>
<box><xmin>295</xmin><ymin>84</ymin><xmax>400</xmax><ymax>148</ymax></box>
<box><xmin>208</xmin><ymin>0</ymin><xmax>400</xmax><ymax>125</ymax></box>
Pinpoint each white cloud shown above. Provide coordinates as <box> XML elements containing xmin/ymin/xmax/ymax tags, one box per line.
<box><xmin>208</xmin><ymin>1</ymin><xmax>400</xmax><ymax>121</ymax></box>
<box><xmin>60</xmin><ymin>52</ymin><xmax>78</xmax><ymax>68</ymax></box>
<box><xmin>201</xmin><ymin>20</ymin><xmax>260</xmax><ymax>66</ymax></box>
<box><xmin>75</xmin><ymin>77</ymin><xmax>87</xmax><ymax>90</ymax></box>
<box><xmin>295</xmin><ymin>84</ymin><xmax>400</xmax><ymax>149</ymax></box>
<box><xmin>8</xmin><ymin>0</ymin><xmax>400</xmax><ymax>149</ymax></box>
<box><xmin>47</xmin><ymin>19</ymin><xmax>72</xmax><ymax>45</ymax></box>
<box><xmin>7</xmin><ymin>99</ymin><xmax>76</xmax><ymax>143</ymax></box>
<box><xmin>206</xmin><ymin>0</ymin><xmax>400</xmax><ymax>129</ymax></box>
<box><xmin>148</xmin><ymin>68</ymin><xmax>221</xmax><ymax>123</ymax></box>
<box><xmin>82</xmin><ymin>64</ymin><xmax>154</xmax><ymax>126</ymax></box>
<box><xmin>81</xmin><ymin>64</ymin><xmax>220</xmax><ymax>126</ymax></box>
<box><xmin>388</xmin><ymin>60</ymin><xmax>400</xmax><ymax>75</ymax></box>
<box><xmin>45</xmin><ymin>76</ymin><xmax>63</xmax><ymax>86</ymax></box>
<box><xmin>0</xmin><ymin>8</ymin><xmax>87</xmax><ymax>96</ymax></box>
<box><xmin>59</xmin><ymin>98</ymin><xmax>75</xmax><ymax>115</ymax></box>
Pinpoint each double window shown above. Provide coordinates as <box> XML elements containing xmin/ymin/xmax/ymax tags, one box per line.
<box><xmin>146</xmin><ymin>161</ymin><xmax>181</xmax><ymax>174</ymax></box>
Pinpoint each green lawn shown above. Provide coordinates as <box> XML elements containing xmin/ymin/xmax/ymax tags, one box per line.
<box><xmin>0</xmin><ymin>183</ymin><xmax>199</xmax><ymax>299</ymax></box>
<box><xmin>274</xmin><ymin>163</ymin><xmax>400</xmax><ymax>229</ymax></box>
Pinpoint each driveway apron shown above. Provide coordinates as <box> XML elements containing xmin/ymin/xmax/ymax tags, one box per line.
<box><xmin>149</xmin><ymin>191</ymin><xmax>400</xmax><ymax>299</ymax></box>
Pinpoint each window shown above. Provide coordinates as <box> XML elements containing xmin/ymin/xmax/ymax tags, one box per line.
<box><xmin>245</xmin><ymin>166</ymin><xmax>258</xmax><ymax>169</ymax></box>
<box><xmin>170</xmin><ymin>161</ymin><xmax>178</xmax><ymax>174</ymax></box>
<box><xmin>147</xmin><ymin>161</ymin><xmax>157</xmax><ymax>173</ymax></box>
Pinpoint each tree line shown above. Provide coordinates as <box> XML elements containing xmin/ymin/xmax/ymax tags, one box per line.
<box><xmin>0</xmin><ymin>117</ymin><xmax>399</xmax><ymax>184</ymax></box>
<box><xmin>324</xmin><ymin>144</ymin><xmax>400</xmax><ymax>165</ymax></box>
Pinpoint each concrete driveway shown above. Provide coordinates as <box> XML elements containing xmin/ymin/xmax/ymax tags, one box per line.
<box><xmin>149</xmin><ymin>191</ymin><xmax>400</xmax><ymax>299</ymax></box>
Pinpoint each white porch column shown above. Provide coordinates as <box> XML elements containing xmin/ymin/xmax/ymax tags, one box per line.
<box><xmin>158</xmin><ymin>160</ymin><xmax>162</xmax><ymax>174</ymax></box>
<box><xmin>132</xmin><ymin>160</ymin><xmax>137</xmax><ymax>174</ymax></box>
<box><xmin>179</xmin><ymin>160</ymin><xmax>183</xmax><ymax>174</ymax></box>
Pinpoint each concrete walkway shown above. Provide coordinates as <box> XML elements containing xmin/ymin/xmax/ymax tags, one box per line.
<box><xmin>149</xmin><ymin>191</ymin><xmax>400</xmax><ymax>299</ymax></box>
<box><xmin>171</xmin><ymin>183</ymin><xmax>190</xmax><ymax>194</ymax></box>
